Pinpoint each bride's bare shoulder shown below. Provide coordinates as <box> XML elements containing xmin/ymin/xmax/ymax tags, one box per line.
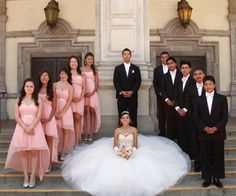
<box><xmin>130</xmin><ymin>127</ymin><xmax>138</xmax><ymax>134</ymax></box>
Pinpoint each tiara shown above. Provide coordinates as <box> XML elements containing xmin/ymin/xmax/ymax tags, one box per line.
<box><xmin>121</xmin><ymin>111</ymin><xmax>130</xmax><ymax>115</ymax></box>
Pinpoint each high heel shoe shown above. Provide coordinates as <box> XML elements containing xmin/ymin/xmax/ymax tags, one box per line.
<box><xmin>29</xmin><ymin>177</ymin><xmax>36</xmax><ymax>188</ymax></box>
<box><xmin>23</xmin><ymin>178</ymin><xmax>29</xmax><ymax>188</ymax></box>
<box><xmin>23</xmin><ymin>182</ymin><xmax>29</xmax><ymax>188</ymax></box>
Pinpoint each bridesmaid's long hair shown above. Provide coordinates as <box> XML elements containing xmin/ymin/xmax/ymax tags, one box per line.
<box><xmin>18</xmin><ymin>78</ymin><xmax>39</xmax><ymax>106</ymax></box>
<box><xmin>118</xmin><ymin>111</ymin><xmax>132</xmax><ymax>127</ymax></box>
<box><xmin>59</xmin><ymin>66</ymin><xmax>72</xmax><ymax>85</ymax></box>
<box><xmin>68</xmin><ymin>55</ymin><xmax>82</xmax><ymax>75</ymax></box>
<box><xmin>84</xmin><ymin>52</ymin><xmax>96</xmax><ymax>76</ymax></box>
<box><xmin>38</xmin><ymin>70</ymin><xmax>54</xmax><ymax>101</ymax></box>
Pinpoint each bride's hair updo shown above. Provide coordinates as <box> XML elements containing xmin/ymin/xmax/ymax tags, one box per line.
<box><xmin>118</xmin><ymin>111</ymin><xmax>132</xmax><ymax>127</ymax></box>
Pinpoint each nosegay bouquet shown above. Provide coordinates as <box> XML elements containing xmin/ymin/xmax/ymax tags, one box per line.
<box><xmin>117</xmin><ymin>146</ymin><xmax>133</xmax><ymax>159</ymax></box>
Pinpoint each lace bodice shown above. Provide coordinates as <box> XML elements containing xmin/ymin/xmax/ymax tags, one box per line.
<box><xmin>118</xmin><ymin>132</ymin><xmax>134</xmax><ymax>148</ymax></box>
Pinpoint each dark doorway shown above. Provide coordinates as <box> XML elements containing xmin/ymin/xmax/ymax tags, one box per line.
<box><xmin>31</xmin><ymin>57</ymin><xmax>69</xmax><ymax>82</ymax></box>
<box><xmin>156</xmin><ymin>56</ymin><xmax>207</xmax><ymax>74</ymax></box>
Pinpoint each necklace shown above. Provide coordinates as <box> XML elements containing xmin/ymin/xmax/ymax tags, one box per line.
<box><xmin>122</xmin><ymin>128</ymin><xmax>130</xmax><ymax>137</ymax></box>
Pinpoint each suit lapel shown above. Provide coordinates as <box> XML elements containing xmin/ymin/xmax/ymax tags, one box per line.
<box><xmin>202</xmin><ymin>95</ymin><xmax>210</xmax><ymax>117</ymax></box>
<box><xmin>122</xmin><ymin>63</ymin><xmax>128</xmax><ymax>78</ymax></box>
<box><xmin>210</xmin><ymin>93</ymin><xmax>218</xmax><ymax>115</ymax></box>
<box><xmin>127</xmin><ymin>64</ymin><xmax>133</xmax><ymax>78</ymax></box>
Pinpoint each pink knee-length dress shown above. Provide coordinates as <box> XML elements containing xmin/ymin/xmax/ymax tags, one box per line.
<box><xmin>55</xmin><ymin>88</ymin><xmax>75</xmax><ymax>154</ymax></box>
<box><xmin>5</xmin><ymin>102</ymin><xmax>50</xmax><ymax>181</ymax></box>
<box><xmin>72</xmin><ymin>75</ymin><xmax>85</xmax><ymax>135</ymax></box>
<box><xmin>83</xmin><ymin>71</ymin><xmax>101</xmax><ymax>133</ymax></box>
<box><xmin>39</xmin><ymin>93</ymin><xmax>58</xmax><ymax>162</ymax></box>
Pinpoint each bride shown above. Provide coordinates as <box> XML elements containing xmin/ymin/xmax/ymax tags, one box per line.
<box><xmin>62</xmin><ymin>111</ymin><xmax>191</xmax><ymax>196</ymax></box>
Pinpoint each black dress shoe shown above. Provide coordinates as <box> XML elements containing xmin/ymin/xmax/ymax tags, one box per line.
<box><xmin>213</xmin><ymin>178</ymin><xmax>223</xmax><ymax>188</ymax></box>
<box><xmin>194</xmin><ymin>167</ymin><xmax>201</xmax><ymax>172</ymax></box>
<box><xmin>202</xmin><ymin>180</ymin><xmax>211</xmax><ymax>187</ymax></box>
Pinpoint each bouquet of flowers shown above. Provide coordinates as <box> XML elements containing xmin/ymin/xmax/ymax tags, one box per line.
<box><xmin>117</xmin><ymin>145</ymin><xmax>133</xmax><ymax>160</ymax></box>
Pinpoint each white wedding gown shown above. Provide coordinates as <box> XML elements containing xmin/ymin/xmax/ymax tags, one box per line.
<box><xmin>61</xmin><ymin>133</ymin><xmax>191</xmax><ymax>196</ymax></box>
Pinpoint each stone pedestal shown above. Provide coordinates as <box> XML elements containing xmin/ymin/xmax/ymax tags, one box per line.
<box><xmin>229</xmin><ymin>0</ymin><xmax>236</xmax><ymax>116</ymax></box>
<box><xmin>0</xmin><ymin>1</ymin><xmax>8</xmax><ymax>119</ymax></box>
<box><xmin>95</xmin><ymin>0</ymin><xmax>153</xmax><ymax>131</ymax></box>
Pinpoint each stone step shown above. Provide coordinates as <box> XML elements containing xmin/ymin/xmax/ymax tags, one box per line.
<box><xmin>0</xmin><ymin>170</ymin><xmax>235</xmax><ymax>196</ymax></box>
<box><xmin>1</xmin><ymin>134</ymin><xmax>236</xmax><ymax>148</ymax></box>
<box><xmin>1</xmin><ymin>129</ymin><xmax>236</xmax><ymax>140</ymax></box>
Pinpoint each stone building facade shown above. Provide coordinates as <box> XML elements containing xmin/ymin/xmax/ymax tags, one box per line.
<box><xmin>0</xmin><ymin>0</ymin><xmax>235</xmax><ymax>131</ymax></box>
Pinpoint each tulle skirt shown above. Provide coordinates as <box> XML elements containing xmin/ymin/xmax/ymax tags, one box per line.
<box><xmin>61</xmin><ymin>134</ymin><xmax>191</xmax><ymax>196</ymax></box>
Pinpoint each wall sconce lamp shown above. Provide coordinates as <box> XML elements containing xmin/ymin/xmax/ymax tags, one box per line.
<box><xmin>177</xmin><ymin>0</ymin><xmax>193</xmax><ymax>28</ymax></box>
<box><xmin>44</xmin><ymin>0</ymin><xmax>60</xmax><ymax>29</ymax></box>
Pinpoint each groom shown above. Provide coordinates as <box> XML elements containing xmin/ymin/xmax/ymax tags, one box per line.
<box><xmin>113</xmin><ymin>48</ymin><xmax>142</xmax><ymax>127</ymax></box>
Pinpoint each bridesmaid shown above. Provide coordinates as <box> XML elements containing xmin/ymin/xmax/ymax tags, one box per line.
<box><xmin>68</xmin><ymin>56</ymin><xmax>85</xmax><ymax>145</ymax></box>
<box><xmin>54</xmin><ymin>67</ymin><xmax>74</xmax><ymax>160</ymax></box>
<box><xmin>5</xmin><ymin>78</ymin><xmax>50</xmax><ymax>188</ymax></box>
<box><xmin>38</xmin><ymin>70</ymin><xmax>58</xmax><ymax>172</ymax></box>
<box><xmin>82</xmin><ymin>52</ymin><xmax>101</xmax><ymax>141</ymax></box>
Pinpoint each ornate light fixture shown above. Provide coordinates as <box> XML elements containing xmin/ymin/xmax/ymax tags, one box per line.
<box><xmin>44</xmin><ymin>0</ymin><xmax>60</xmax><ymax>29</ymax></box>
<box><xmin>177</xmin><ymin>0</ymin><xmax>193</xmax><ymax>28</ymax></box>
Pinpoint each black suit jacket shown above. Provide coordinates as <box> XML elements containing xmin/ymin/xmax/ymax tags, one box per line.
<box><xmin>153</xmin><ymin>65</ymin><xmax>165</xmax><ymax>95</ymax></box>
<box><xmin>174</xmin><ymin>76</ymin><xmax>195</xmax><ymax>110</ymax></box>
<box><xmin>161</xmin><ymin>69</ymin><xmax>182</xmax><ymax>102</ymax></box>
<box><xmin>113</xmin><ymin>63</ymin><xmax>142</xmax><ymax>99</ymax></box>
<box><xmin>193</xmin><ymin>92</ymin><xmax>228</xmax><ymax>140</ymax></box>
<box><xmin>188</xmin><ymin>84</ymin><xmax>205</xmax><ymax>113</ymax></box>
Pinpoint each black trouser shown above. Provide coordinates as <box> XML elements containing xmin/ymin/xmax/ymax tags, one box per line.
<box><xmin>117</xmin><ymin>96</ymin><xmax>138</xmax><ymax>127</ymax></box>
<box><xmin>176</xmin><ymin>112</ymin><xmax>191</xmax><ymax>155</ymax></box>
<box><xmin>190</xmin><ymin>123</ymin><xmax>201</xmax><ymax>167</ymax></box>
<box><xmin>166</xmin><ymin>105</ymin><xmax>177</xmax><ymax>141</ymax></box>
<box><xmin>200</xmin><ymin>139</ymin><xmax>225</xmax><ymax>181</ymax></box>
<box><xmin>156</xmin><ymin>95</ymin><xmax>167</xmax><ymax>136</ymax></box>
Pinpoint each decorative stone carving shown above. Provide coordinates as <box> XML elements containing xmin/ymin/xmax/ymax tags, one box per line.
<box><xmin>17</xmin><ymin>18</ymin><xmax>94</xmax><ymax>92</ymax></box>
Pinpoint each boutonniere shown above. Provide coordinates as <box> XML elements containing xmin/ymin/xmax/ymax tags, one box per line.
<box><xmin>131</xmin><ymin>70</ymin><xmax>135</xmax><ymax>73</ymax></box>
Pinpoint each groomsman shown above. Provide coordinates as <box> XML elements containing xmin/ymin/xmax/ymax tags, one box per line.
<box><xmin>153</xmin><ymin>51</ymin><xmax>169</xmax><ymax>136</ymax></box>
<box><xmin>174</xmin><ymin>60</ymin><xmax>195</xmax><ymax>154</ymax></box>
<box><xmin>161</xmin><ymin>57</ymin><xmax>182</xmax><ymax>140</ymax></box>
<box><xmin>188</xmin><ymin>68</ymin><xmax>205</xmax><ymax>172</ymax></box>
<box><xmin>113</xmin><ymin>48</ymin><xmax>142</xmax><ymax>127</ymax></box>
<box><xmin>194</xmin><ymin>75</ymin><xmax>228</xmax><ymax>188</ymax></box>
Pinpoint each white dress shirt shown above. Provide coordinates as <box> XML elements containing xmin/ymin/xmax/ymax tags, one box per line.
<box><xmin>170</xmin><ymin>69</ymin><xmax>177</xmax><ymax>84</ymax></box>
<box><xmin>124</xmin><ymin>62</ymin><xmax>131</xmax><ymax>76</ymax></box>
<box><xmin>182</xmin><ymin>74</ymin><xmax>190</xmax><ymax>91</ymax></box>
<box><xmin>196</xmin><ymin>83</ymin><xmax>203</xmax><ymax>96</ymax></box>
<box><xmin>162</xmin><ymin>64</ymin><xmax>168</xmax><ymax>74</ymax></box>
<box><xmin>206</xmin><ymin>91</ymin><xmax>214</xmax><ymax>114</ymax></box>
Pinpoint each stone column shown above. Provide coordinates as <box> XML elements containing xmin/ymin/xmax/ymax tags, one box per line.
<box><xmin>229</xmin><ymin>0</ymin><xmax>236</xmax><ymax>116</ymax></box>
<box><xmin>95</xmin><ymin>0</ymin><xmax>153</xmax><ymax>131</ymax></box>
<box><xmin>0</xmin><ymin>0</ymin><xmax>8</xmax><ymax>119</ymax></box>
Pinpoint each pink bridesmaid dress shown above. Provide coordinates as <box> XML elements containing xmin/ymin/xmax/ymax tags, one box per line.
<box><xmin>39</xmin><ymin>93</ymin><xmax>58</xmax><ymax>162</ymax></box>
<box><xmin>55</xmin><ymin>88</ymin><xmax>75</xmax><ymax>154</ymax></box>
<box><xmin>5</xmin><ymin>102</ymin><xmax>50</xmax><ymax>181</ymax></box>
<box><xmin>83</xmin><ymin>71</ymin><xmax>101</xmax><ymax>133</ymax></box>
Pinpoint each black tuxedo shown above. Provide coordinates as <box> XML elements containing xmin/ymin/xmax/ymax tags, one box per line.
<box><xmin>194</xmin><ymin>92</ymin><xmax>228</xmax><ymax>181</ymax></box>
<box><xmin>113</xmin><ymin>63</ymin><xmax>142</xmax><ymax>127</ymax></box>
<box><xmin>188</xmin><ymin>84</ymin><xmax>205</xmax><ymax>169</ymax></box>
<box><xmin>174</xmin><ymin>76</ymin><xmax>195</xmax><ymax>154</ymax></box>
<box><xmin>153</xmin><ymin>65</ymin><xmax>167</xmax><ymax>135</ymax></box>
<box><xmin>161</xmin><ymin>69</ymin><xmax>182</xmax><ymax>140</ymax></box>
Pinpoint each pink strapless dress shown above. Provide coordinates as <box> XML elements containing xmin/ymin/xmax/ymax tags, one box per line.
<box><xmin>83</xmin><ymin>71</ymin><xmax>101</xmax><ymax>133</ymax></box>
<box><xmin>72</xmin><ymin>75</ymin><xmax>84</xmax><ymax>115</ymax></box>
<box><xmin>55</xmin><ymin>88</ymin><xmax>75</xmax><ymax>154</ymax></box>
<box><xmin>5</xmin><ymin>103</ymin><xmax>50</xmax><ymax>181</ymax></box>
<box><xmin>72</xmin><ymin>75</ymin><xmax>85</xmax><ymax>135</ymax></box>
<box><xmin>39</xmin><ymin>93</ymin><xmax>58</xmax><ymax>162</ymax></box>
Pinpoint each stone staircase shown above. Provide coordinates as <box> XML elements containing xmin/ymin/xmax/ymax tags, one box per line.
<box><xmin>0</xmin><ymin>118</ymin><xmax>236</xmax><ymax>196</ymax></box>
